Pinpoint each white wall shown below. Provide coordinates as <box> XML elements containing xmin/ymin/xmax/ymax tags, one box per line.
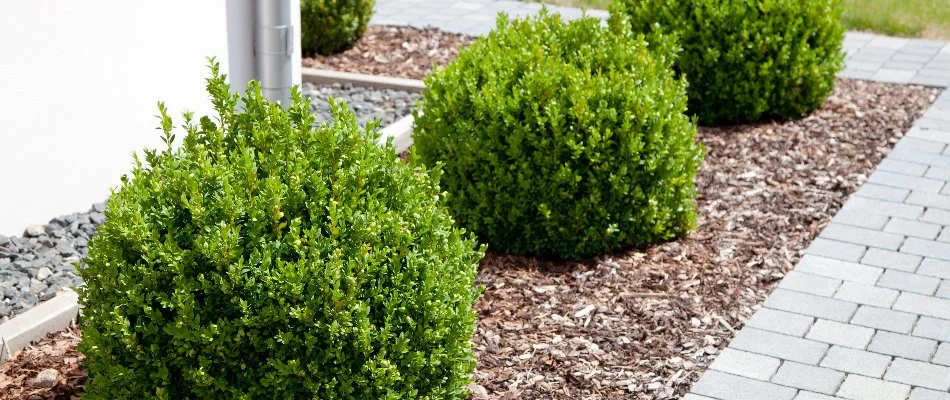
<box><xmin>0</xmin><ymin>1</ymin><xmax>301</xmax><ymax>236</ymax></box>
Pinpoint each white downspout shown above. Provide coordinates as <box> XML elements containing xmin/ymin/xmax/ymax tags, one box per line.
<box><xmin>255</xmin><ymin>0</ymin><xmax>293</xmax><ymax>105</ymax></box>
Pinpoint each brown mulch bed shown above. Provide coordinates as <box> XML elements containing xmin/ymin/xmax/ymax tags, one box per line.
<box><xmin>0</xmin><ymin>325</ymin><xmax>85</xmax><ymax>399</ymax></box>
<box><xmin>302</xmin><ymin>26</ymin><xmax>476</xmax><ymax>80</ymax></box>
<box><xmin>470</xmin><ymin>79</ymin><xmax>937</xmax><ymax>399</ymax></box>
<box><xmin>1</xmin><ymin>80</ymin><xmax>938</xmax><ymax>400</ymax></box>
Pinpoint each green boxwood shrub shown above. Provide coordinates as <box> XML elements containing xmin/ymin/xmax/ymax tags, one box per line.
<box><xmin>77</xmin><ymin>61</ymin><xmax>483</xmax><ymax>399</ymax></box>
<box><xmin>413</xmin><ymin>11</ymin><xmax>705</xmax><ymax>260</ymax></box>
<box><xmin>614</xmin><ymin>0</ymin><xmax>845</xmax><ymax>124</ymax></box>
<box><xmin>301</xmin><ymin>0</ymin><xmax>375</xmax><ymax>55</ymax></box>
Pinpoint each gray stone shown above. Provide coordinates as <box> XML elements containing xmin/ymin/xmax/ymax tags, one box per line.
<box><xmin>883</xmin><ymin>358</ymin><xmax>950</xmax><ymax>391</ymax></box>
<box><xmin>910</xmin><ymin>388</ymin><xmax>950</xmax><ymax>400</ymax></box>
<box><xmin>35</xmin><ymin>266</ymin><xmax>52</xmax><ymax>281</ymax></box>
<box><xmin>892</xmin><ymin>137</ymin><xmax>947</xmax><ymax>154</ymax></box>
<box><xmin>833</xmin><ymin>282</ymin><xmax>899</xmax><ymax>308</ymax></box>
<box><xmin>730</xmin><ymin>327</ymin><xmax>829</xmax><ymax>365</ymax></box>
<box><xmin>922</xmin><ymin>208</ymin><xmax>950</xmax><ymax>225</ymax></box>
<box><xmin>796</xmin><ymin>255</ymin><xmax>882</xmax><ymax>284</ymax></box>
<box><xmin>804</xmin><ymin>238</ymin><xmax>866</xmax><ymax>262</ymax></box>
<box><xmin>764</xmin><ymin>289</ymin><xmax>858</xmax><ymax>322</ymax></box>
<box><xmin>29</xmin><ymin>278</ymin><xmax>48</xmax><ymax>294</ymax></box>
<box><xmin>876</xmin><ymin>269</ymin><xmax>940</xmax><ymax>295</ymax></box>
<box><xmin>819</xmin><ymin>346</ymin><xmax>892</xmax><ymax>378</ymax></box>
<box><xmin>932</xmin><ymin>343</ymin><xmax>950</xmax><ymax>366</ymax></box>
<box><xmin>862</xmin><ymin>245</ymin><xmax>922</xmax><ymax>273</ymax></box>
<box><xmin>901</xmin><ymin>238</ymin><xmax>950</xmax><ymax>261</ymax></box>
<box><xmin>913</xmin><ymin>317</ymin><xmax>950</xmax><ymax>342</ymax></box>
<box><xmin>919</xmin><ymin>258</ymin><xmax>950</xmax><ymax>279</ymax></box>
<box><xmin>56</xmin><ymin>243</ymin><xmax>77</xmax><ymax>258</ymax></box>
<box><xmin>840</xmin><ymin>197</ymin><xmax>923</xmax><ymax>220</ymax></box>
<box><xmin>832</xmin><ymin>210</ymin><xmax>890</xmax><ymax>230</ymax></box>
<box><xmin>0</xmin><ymin>234</ymin><xmax>9</xmax><ymax>247</ymax></box>
<box><xmin>777</xmin><ymin>271</ymin><xmax>841</xmax><ymax>296</ymax></box>
<box><xmin>820</xmin><ymin>223</ymin><xmax>904</xmax><ymax>250</ymax></box>
<box><xmin>708</xmin><ymin>348</ymin><xmax>781</xmax><ymax>381</ymax></box>
<box><xmin>692</xmin><ymin>371</ymin><xmax>797</xmax><ymax>400</ymax></box>
<box><xmin>937</xmin><ymin>280</ymin><xmax>950</xmax><ymax>298</ymax></box>
<box><xmin>906</xmin><ymin>191</ymin><xmax>950</xmax><ymax>211</ymax></box>
<box><xmin>22</xmin><ymin>224</ymin><xmax>44</xmax><ymax>238</ymax></box>
<box><xmin>855</xmin><ymin>182</ymin><xmax>911</xmax><ymax>201</ymax></box>
<box><xmin>835</xmin><ymin>374</ymin><xmax>910</xmax><ymax>400</ymax></box>
<box><xmin>883</xmin><ymin>218</ymin><xmax>941</xmax><ymax>239</ymax></box>
<box><xmin>928</xmin><ymin>166</ymin><xmax>950</xmax><ymax>181</ymax></box>
<box><xmin>745</xmin><ymin>307</ymin><xmax>815</xmax><ymax>337</ymax></box>
<box><xmin>871</xmin><ymin>68</ymin><xmax>916</xmax><ymax>83</ymax></box>
<box><xmin>771</xmin><ymin>361</ymin><xmax>845</xmax><ymax>395</ymax></box>
<box><xmin>851</xmin><ymin>306</ymin><xmax>918</xmax><ymax>334</ymax></box>
<box><xmin>805</xmin><ymin>319</ymin><xmax>875</xmax><ymax>348</ymax></box>
<box><xmin>893</xmin><ymin>292</ymin><xmax>950</xmax><ymax>319</ymax></box>
<box><xmin>28</xmin><ymin>368</ymin><xmax>59</xmax><ymax>388</ymax></box>
<box><xmin>877</xmin><ymin>158</ymin><xmax>928</xmax><ymax>176</ymax></box>
<box><xmin>89</xmin><ymin>212</ymin><xmax>106</xmax><ymax>225</ymax></box>
<box><xmin>868</xmin><ymin>331</ymin><xmax>937</xmax><ymax>361</ymax></box>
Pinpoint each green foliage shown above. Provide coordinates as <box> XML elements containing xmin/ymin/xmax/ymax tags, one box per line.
<box><xmin>77</xmin><ymin>60</ymin><xmax>483</xmax><ymax>400</ymax></box>
<box><xmin>301</xmin><ymin>0</ymin><xmax>375</xmax><ymax>55</ymax></box>
<box><xmin>413</xmin><ymin>11</ymin><xmax>705</xmax><ymax>260</ymax></box>
<box><xmin>614</xmin><ymin>0</ymin><xmax>846</xmax><ymax>124</ymax></box>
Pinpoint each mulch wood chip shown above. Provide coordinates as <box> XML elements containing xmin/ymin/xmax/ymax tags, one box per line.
<box><xmin>0</xmin><ymin>325</ymin><xmax>84</xmax><ymax>399</ymax></box>
<box><xmin>302</xmin><ymin>26</ymin><xmax>475</xmax><ymax>80</ymax></box>
<box><xmin>0</xmin><ymin>26</ymin><xmax>940</xmax><ymax>399</ymax></box>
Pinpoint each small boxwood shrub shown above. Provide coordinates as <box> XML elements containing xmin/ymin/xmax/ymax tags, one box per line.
<box><xmin>77</xmin><ymin>61</ymin><xmax>483</xmax><ymax>399</ymax></box>
<box><xmin>614</xmin><ymin>0</ymin><xmax>845</xmax><ymax>124</ymax></box>
<box><xmin>413</xmin><ymin>11</ymin><xmax>705</xmax><ymax>260</ymax></box>
<box><xmin>301</xmin><ymin>0</ymin><xmax>375</xmax><ymax>55</ymax></box>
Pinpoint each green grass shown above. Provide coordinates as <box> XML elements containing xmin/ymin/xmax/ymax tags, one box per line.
<box><xmin>841</xmin><ymin>0</ymin><xmax>950</xmax><ymax>40</ymax></box>
<box><xmin>532</xmin><ymin>0</ymin><xmax>950</xmax><ymax>40</ymax></box>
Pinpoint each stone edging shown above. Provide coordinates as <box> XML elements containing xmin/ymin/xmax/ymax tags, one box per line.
<box><xmin>0</xmin><ymin>289</ymin><xmax>78</xmax><ymax>361</ymax></box>
<box><xmin>301</xmin><ymin>68</ymin><xmax>426</xmax><ymax>93</ymax></box>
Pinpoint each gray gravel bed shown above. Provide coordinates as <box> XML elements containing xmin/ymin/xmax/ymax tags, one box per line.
<box><xmin>0</xmin><ymin>84</ymin><xmax>418</xmax><ymax>322</ymax></box>
<box><xmin>0</xmin><ymin>205</ymin><xmax>101</xmax><ymax>322</ymax></box>
<box><xmin>302</xmin><ymin>82</ymin><xmax>419</xmax><ymax>126</ymax></box>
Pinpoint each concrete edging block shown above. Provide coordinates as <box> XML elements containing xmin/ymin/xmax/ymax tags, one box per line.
<box><xmin>0</xmin><ymin>289</ymin><xmax>79</xmax><ymax>362</ymax></box>
<box><xmin>301</xmin><ymin>68</ymin><xmax>426</xmax><ymax>93</ymax></box>
<box><xmin>379</xmin><ymin>114</ymin><xmax>415</xmax><ymax>153</ymax></box>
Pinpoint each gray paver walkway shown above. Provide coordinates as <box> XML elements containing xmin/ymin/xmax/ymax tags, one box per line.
<box><xmin>372</xmin><ymin>0</ymin><xmax>950</xmax><ymax>398</ymax></box>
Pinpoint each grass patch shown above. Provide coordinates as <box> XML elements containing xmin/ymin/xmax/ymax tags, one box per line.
<box><xmin>531</xmin><ymin>0</ymin><xmax>950</xmax><ymax>40</ymax></box>
<box><xmin>842</xmin><ymin>0</ymin><xmax>950</xmax><ymax>40</ymax></box>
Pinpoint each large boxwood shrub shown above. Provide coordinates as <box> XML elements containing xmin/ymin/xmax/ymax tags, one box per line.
<box><xmin>301</xmin><ymin>0</ymin><xmax>375</xmax><ymax>55</ymax></box>
<box><xmin>614</xmin><ymin>0</ymin><xmax>845</xmax><ymax>124</ymax></box>
<box><xmin>413</xmin><ymin>11</ymin><xmax>705</xmax><ymax>260</ymax></box>
<box><xmin>77</xmin><ymin>61</ymin><xmax>483</xmax><ymax>399</ymax></box>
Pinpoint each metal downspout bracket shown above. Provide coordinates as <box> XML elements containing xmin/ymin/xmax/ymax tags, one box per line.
<box><xmin>255</xmin><ymin>0</ymin><xmax>294</xmax><ymax>105</ymax></box>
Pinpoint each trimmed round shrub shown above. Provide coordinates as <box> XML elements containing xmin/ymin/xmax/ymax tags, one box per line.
<box><xmin>301</xmin><ymin>0</ymin><xmax>375</xmax><ymax>55</ymax></box>
<box><xmin>413</xmin><ymin>11</ymin><xmax>705</xmax><ymax>260</ymax></box>
<box><xmin>614</xmin><ymin>0</ymin><xmax>845</xmax><ymax>124</ymax></box>
<box><xmin>77</xmin><ymin>61</ymin><xmax>483</xmax><ymax>399</ymax></box>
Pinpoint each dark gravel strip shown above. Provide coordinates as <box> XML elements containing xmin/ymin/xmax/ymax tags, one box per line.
<box><xmin>0</xmin><ymin>84</ymin><xmax>418</xmax><ymax>322</ymax></box>
<box><xmin>302</xmin><ymin>82</ymin><xmax>420</xmax><ymax>126</ymax></box>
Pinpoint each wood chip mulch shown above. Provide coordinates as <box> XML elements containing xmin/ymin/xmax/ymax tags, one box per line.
<box><xmin>0</xmin><ymin>325</ymin><xmax>84</xmax><ymax>399</ymax></box>
<box><xmin>302</xmin><ymin>25</ymin><xmax>476</xmax><ymax>80</ymax></box>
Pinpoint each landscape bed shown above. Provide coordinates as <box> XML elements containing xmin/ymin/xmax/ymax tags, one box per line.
<box><xmin>0</xmin><ymin>76</ymin><xmax>938</xmax><ymax>399</ymax></box>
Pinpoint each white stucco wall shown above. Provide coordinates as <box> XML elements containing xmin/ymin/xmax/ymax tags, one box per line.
<box><xmin>0</xmin><ymin>1</ymin><xmax>301</xmax><ymax>236</ymax></box>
